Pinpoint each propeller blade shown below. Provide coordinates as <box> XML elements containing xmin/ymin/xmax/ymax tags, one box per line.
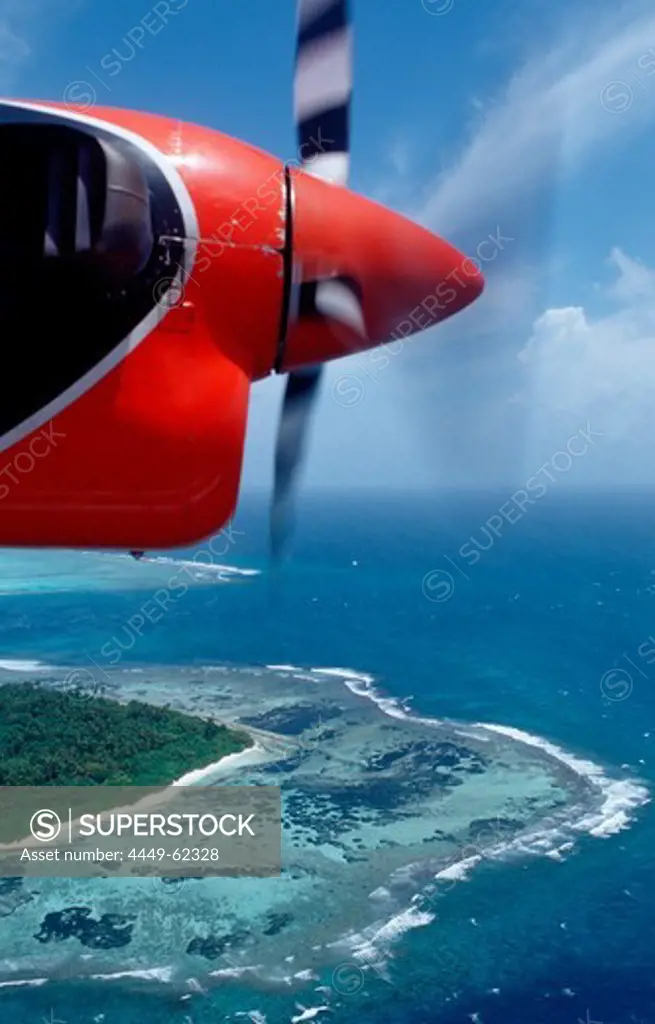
<box><xmin>295</xmin><ymin>0</ymin><xmax>352</xmax><ymax>185</ymax></box>
<box><xmin>270</xmin><ymin>0</ymin><xmax>359</xmax><ymax>562</ymax></box>
<box><xmin>270</xmin><ymin>366</ymin><xmax>322</xmax><ymax>561</ymax></box>
<box><xmin>295</xmin><ymin>0</ymin><xmax>365</xmax><ymax>335</ymax></box>
<box><xmin>298</xmin><ymin>274</ymin><xmax>365</xmax><ymax>338</ymax></box>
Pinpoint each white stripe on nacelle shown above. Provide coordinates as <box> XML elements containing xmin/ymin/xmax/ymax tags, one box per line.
<box><xmin>315</xmin><ymin>279</ymin><xmax>365</xmax><ymax>335</ymax></box>
<box><xmin>303</xmin><ymin>150</ymin><xmax>349</xmax><ymax>186</ymax></box>
<box><xmin>294</xmin><ymin>26</ymin><xmax>352</xmax><ymax>123</ymax></box>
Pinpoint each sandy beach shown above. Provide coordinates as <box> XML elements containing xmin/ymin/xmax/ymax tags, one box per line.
<box><xmin>172</xmin><ymin>740</ymin><xmax>269</xmax><ymax>785</ymax></box>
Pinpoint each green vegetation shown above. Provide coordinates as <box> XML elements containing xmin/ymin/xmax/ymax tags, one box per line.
<box><xmin>0</xmin><ymin>683</ymin><xmax>252</xmax><ymax>786</ymax></box>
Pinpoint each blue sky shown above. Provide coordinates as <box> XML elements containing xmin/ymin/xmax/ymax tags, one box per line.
<box><xmin>4</xmin><ymin>0</ymin><xmax>655</xmax><ymax>491</ymax></box>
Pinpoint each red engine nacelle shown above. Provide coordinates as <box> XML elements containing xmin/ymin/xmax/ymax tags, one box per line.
<box><xmin>0</xmin><ymin>99</ymin><xmax>482</xmax><ymax>549</ymax></box>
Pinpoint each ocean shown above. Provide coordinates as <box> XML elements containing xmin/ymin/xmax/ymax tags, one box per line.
<box><xmin>0</xmin><ymin>490</ymin><xmax>654</xmax><ymax>1024</ymax></box>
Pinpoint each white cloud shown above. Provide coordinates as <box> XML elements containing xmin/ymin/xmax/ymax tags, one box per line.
<box><xmin>606</xmin><ymin>246</ymin><xmax>655</xmax><ymax>303</ymax></box>
<box><xmin>0</xmin><ymin>5</ymin><xmax>31</xmax><ymax>87</ymax></box>
<box><xmin>388</xmin><ymin>139</ymin><xmax>411</xmax><ymax>179</ymax></box>
<box><xmin>0</xmin><ymin>0</ymin><xmax>85</xmax><ymax>89</ymax></box>
<box><xmin>415</xmin><ymin>4</ymin><xmax>655</xmax><ymax>247</ymax></box>
<box><xmin>0</xmin><ymin>21</ymin><xmax>28</xmax><ymax>65</ymax></box>
<box><xmin>241</xmin><ymin>353</ymin><xmax>431</xmax><ymax>494</ymax></box>
<box><xmin>517</xmin><ymin>248</ymin><xmax>655</xmax><ymax>477</ymax></box>
<box><xmin>245</xmin><ymin>3</ymin><xmax>655</xmax><ymax>493</ymax></box>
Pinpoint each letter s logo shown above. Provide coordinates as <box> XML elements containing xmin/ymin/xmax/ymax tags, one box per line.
<box><xmin>30</xmin><ymin>809</ymin><xmax>62</xmax><ymax>842</ymax></box>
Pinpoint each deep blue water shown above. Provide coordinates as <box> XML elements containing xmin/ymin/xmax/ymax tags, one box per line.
<box><xmin>1</xmin><ymin>491</ymin><xmax>655</xmax><ymax>1023</ymax></box>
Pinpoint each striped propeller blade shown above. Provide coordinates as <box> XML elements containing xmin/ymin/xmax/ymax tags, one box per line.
<box><xmin>270</xmin><ymin>366</ymin><xmax>322</xmax><ymax>562</ymax></box>
<box><xmin>295</xmin><ymin>0</ymin><xmax>352</xmax><ymax>185</ymax></box>
<box><xmin>270</xmin><ymin>0</ymin><xmax>361</xmax><ymax>563</ymax></box>
<box><xmin>293</xmin><ymin>0</ymin><xmax>363</xmax><ymax>334</ymax></box>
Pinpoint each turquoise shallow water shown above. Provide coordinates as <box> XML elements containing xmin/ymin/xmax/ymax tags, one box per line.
<box><xmin>0</xmin><ymin>492</ymin><xmax>654</xmax><ymax>1023</ymax></box>
<box><xmin>0</xmin><ymin>661</ymin><xmax>608</xmax><ymax>996</ymax></box>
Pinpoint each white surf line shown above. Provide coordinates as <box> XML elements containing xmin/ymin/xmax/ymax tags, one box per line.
<box><xmin>85</xmin><ymin>549</ymin><xmax>261</xmax><ymax>577</ymax></box>
<box><xmin>310</xmin><ymin>667</ymin><xmax>376</xmax><ymax>685</ymax></box>
<box><xmin>291</xmin><ymin>1005</ymin><xmax>330</xmax><ymax>1022</ymax></box>
<box><xmin>89</xmin><ymin>966</ymin><xmax>174</xmax><ymax>983</ymax></box>
<box><xmin>310</xmin><ymin>666</ymin><xmax>651</xmax><ymax>841</ymax></box>
<box><xmin>145</xmin><ymin>556</ymin><xmax>260</xmax><ymax>577</ymax></box>
<box><xmin>0</xmin><ymin>978</ymin><xmax>48</xmax><ymax>989</ymax></box>
<box><xmin>475</xmin><ymin>722</ymin><xmax>650</xmax><ymax>838</ymax></box>
<box><xmin>0</xmin><ymin>659</ymin><xmax>55</xmax><ymax>671</ymax></box>
<box><xmin>304</xmin><ymin>661</ymin><xmax>652</xmax><ymax>960</ymax></box>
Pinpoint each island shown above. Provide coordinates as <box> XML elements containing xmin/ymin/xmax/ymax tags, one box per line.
<box><xmin>0</xmin><ymin>661</ymin><xmax>646</xmax><ymax>1007</ymax></box>
<box><xmin>0</xmin><ymin>682</ymin><xmax>252</xmax><ymax>786</ymax></box>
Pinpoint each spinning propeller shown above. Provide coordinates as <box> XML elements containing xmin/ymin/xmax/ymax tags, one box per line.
<box><xmin>271</xmin><ymin>0</ymin><xmax>362</xmax><ymax>561</ymax></box>
<box><xmin>269</xmin><ymin>0</ymin><xmax>485</xmax><ymax>562</ymax></box>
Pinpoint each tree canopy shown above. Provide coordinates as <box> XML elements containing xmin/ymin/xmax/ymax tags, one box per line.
<box><xmin>0</xmin><ymin>683</ymin><xmax>251</xmax><ymax>786</ymax></box>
